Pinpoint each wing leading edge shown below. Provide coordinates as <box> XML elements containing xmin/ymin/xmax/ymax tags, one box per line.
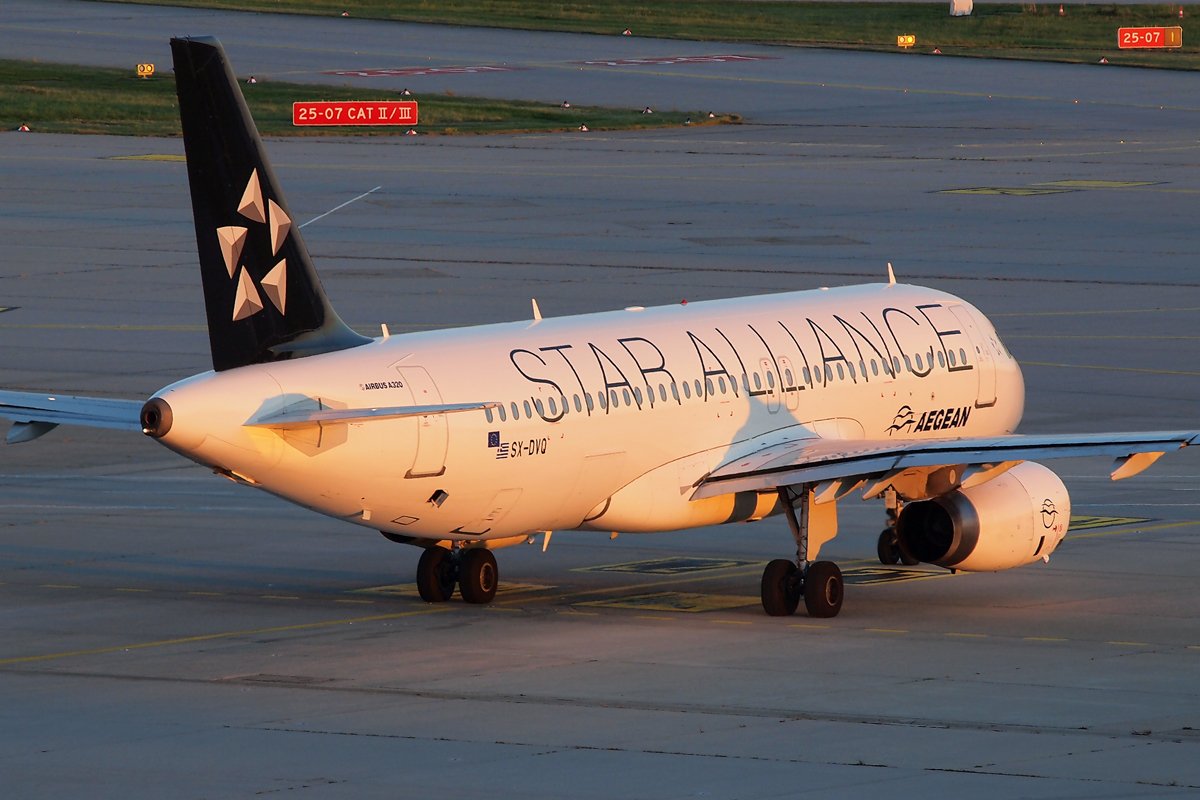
<box><xmin>693</xmin><ymin>431</ymin><xmax>1200</xmax><ymax>500</ymax></box>
<box><xmin>0</xmin><ymin>390</ymin><xmax>143</xmax><ymax>443</ymax></box>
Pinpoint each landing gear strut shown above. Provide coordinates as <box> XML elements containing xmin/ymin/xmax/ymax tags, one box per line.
<box><xmin>415</xmin><ymin>545</ymin><xmax>499</xmax><ymax>604</ymax></box>
<box><xmin>761</xmin><ymin>485</ymin><xmax>843</xmax><ymax>618</ymax></box>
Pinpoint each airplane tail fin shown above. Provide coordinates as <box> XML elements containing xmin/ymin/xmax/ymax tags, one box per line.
<box><xmin>170</xmin><ymin>36</ymin><xmax>370</xmax><ymax>372</ymax></box>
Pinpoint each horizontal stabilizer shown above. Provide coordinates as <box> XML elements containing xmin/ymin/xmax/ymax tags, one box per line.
<box><xmin>694</xmin><ymin>430</ymin><xmax>1200</xmax><ymax>499</ymax></box>
<box><xmin>0</xmin><ymin>390</ymin><xmax>143</xmax><ymax>443</ymax></box>
<box><xmin>247</xmin><ymin>401</ymin><xmax>498</xmax><ymax>430</ymax></box>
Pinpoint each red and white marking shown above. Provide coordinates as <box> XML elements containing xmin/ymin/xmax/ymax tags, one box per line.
<box><xmin>328</xmin><ymin>65</ymin><xmax>522</xmax><ymax>78</ymax></box>
<box><xmin>576</xmin><ymin>54</ymin><xmax>776</xmax><ymax>67</ymax></box>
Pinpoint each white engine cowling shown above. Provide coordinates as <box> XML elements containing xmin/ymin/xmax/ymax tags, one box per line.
<box><xmin>895</xmin><ymin>461</ymin><xmax>1070</xmax><ymax>572</ymax></box>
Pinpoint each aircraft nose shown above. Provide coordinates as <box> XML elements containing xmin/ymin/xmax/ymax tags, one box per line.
<box><xmin>140</xmin><ymin>397</ymin><xmax>173</xmax><ymax>438</ymax></box>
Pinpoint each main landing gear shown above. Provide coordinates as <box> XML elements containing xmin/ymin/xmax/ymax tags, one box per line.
<box><xmin>416</xmin><ymin>545</ymin><xmax>498</xmax><ymax>604</ymax></box>
<box><xmin>761</xmin><ymin>485</ymin><xmax>844</xmax><ymax>618</ymax></box>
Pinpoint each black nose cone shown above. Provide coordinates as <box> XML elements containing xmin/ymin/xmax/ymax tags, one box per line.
<box><xmin>140</xmin><ymin>397</ymin><xmax>173</xmax><ymax>438</ymax></box>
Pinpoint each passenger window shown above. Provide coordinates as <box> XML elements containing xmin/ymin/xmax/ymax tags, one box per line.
<box><xmin>824</xmin><ymin>365</ymin><xmax>833</xmax><ymax>383</ymax></box>
<box><xmin>784</xmin><ymin>368</ymin><xmax>793</xmax><ymax>385</ymax></box>
<box><xmin>767</xmin><ymin>372</ymin><xmax>776</xmax><ymax>388</ymax></box>
<box><xmin>498</xmin><ymin>404</ymin><xmax>507</xmax><ymax>422</ymax></box>
<box><xmin>598</xmin><ymin>392</ymin><xmax>607</xmax><ymax>410</ymax></box>
<box><xmin>631</xmin><ymin>388</ymin><xmax>640</xmax><ymax>405</ymax></box>
<box><xmin>870</xmin><ymin>360</ymin><xmax>879</xmax><ymax>377</ymax></box>
<box><xmin>803</xmin><ymin>367</ymin><xmax>812</xmax><ymax>385</ymax></box>
<box><xmin>902</xmin><ymin>355</ymin><xmax>912</xmax><ymax>373</ymax></box>
<box><xmin>959</xmin><ymin>347</ymin><xmax>968</xmax><ymax>365</ymax></box>
<box><xmin>574</xmin><ymin>394</ymin><xmax>583</xmax><ymax>413</ymax></box>
<box><xmin>694</xmin><ymin>379</ymin><xmax>703</xmax><ymax>397</ymax></box>
<box><xmin>524</xmin><ymin>400</ymin><xmax>533</xmax><ymax>418</ymax></box>
<box><xmin>705</xmin><ymin>378</ymin><xmax>715</xmax><ymax>396</ymax></box>
<box><xmin>846</xmin><ymin>363</ymin><xmax>855</xmax><ymax>380</ymax></box>
<box><xmin>682</xmin><ymin>382</ymin><xmax>692</xmax><ymax>399</ymax></box>
<box><xmin>718</xmin><ymin>377</ymin><xmax>727</xmax><ymax>394</ymax></box>
<box><xmin>937</xmin><ymin>350</ymin><xmax>946</xmax><ymax>369</ymax></box>
<box><xmin>659</xmin><ymin>385</ymin><xmax>667</xmax><ymax>402</ymax></box>
<box><xmin>836</xmin><ymin>363</ymin><xmax>845</xmax><ymax>381</ymax></box>
<box><xmin>585</xmin><ymin>393</ymin><xmax>594</xmax><ymax>412</ymax></box>
<box><xmin>753</xmin><ymin>373</ymin><xmax>762</xmax><ymax>391</ymax></box>
<box><xmin>914</xmin><ymin>353</ymin><xmax>924</xmax><ymax>371</ymax></box>
<box><xmin>511</xmin><ymin>402</ymin><xmax>520</xmax><ymax>420</ymax></box>
<box><xmin>611</xmin><ymin>390</ymin><xmax>621</xmax><ymax>408</ymax></box>
<box><xmin>548</xmin><ymin>397</ymin><xmax>558</xmax><ymax>415</ymax></box>
<box><xmin>948</xmin><ymin>350</ymin><xmax>957</xmax><ymax>367</ymax></box>
<box><xmin>671</xmin><ymin>383</ymin><xmax>680</xmax><ymax>402</ymax></box>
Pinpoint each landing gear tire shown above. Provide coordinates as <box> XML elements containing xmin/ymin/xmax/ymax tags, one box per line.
<box><xmin>877</xmin><ymin>528</ymin><xmax>918</xmax><ymax>566</ymax></box>
<box><xmin>803</xmin><ymin>561</ymin><xmax>844</xmax><ymax>618</ymax></box>
<box><xmin>877</xmin><ymin>529</ymin><xmax>900</xmax><ymax>565</ymax></box>
<box><xmin>459</xmin><ymin>548</ymin><xmax>499</xmax><ymax>604</ymax></box>
<box><xmin>761</xmin><ymin>558</ymin><xmax>801</xmax><ymax>616</ymax></box>
<box><xmin>416</xmin><ymin>546</ymin><xmax>457</xmax><ymax>602</ymax></box>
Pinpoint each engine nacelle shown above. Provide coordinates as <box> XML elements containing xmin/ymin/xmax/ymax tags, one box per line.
<box><xmin>895</xmin><ymin>461</ymin><xmax>1070</xmax><ymax>572</ymax></box>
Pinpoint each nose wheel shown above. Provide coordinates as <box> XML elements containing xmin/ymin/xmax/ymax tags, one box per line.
<box><xmin>415</xmin><ymin>545</ymin><xmax>499</xmax><ymax>605</ymax></box>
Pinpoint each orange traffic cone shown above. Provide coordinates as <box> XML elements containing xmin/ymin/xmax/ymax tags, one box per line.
<box><xmin>1059</xmin><ymin>4</ymin><xmax>1065</xmax><ymax>16</ymax></box>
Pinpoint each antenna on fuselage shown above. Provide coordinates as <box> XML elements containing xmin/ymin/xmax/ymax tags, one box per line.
<box><xmin>887</xmin><ymin>262</ymin><xmax>896</xmax><ymax>286</ymax></box>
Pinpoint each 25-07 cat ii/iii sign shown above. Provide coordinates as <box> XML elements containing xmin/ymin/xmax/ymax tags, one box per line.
<box><xmin>292</xmin><ymin>101</ymin><xmax>418</xmax><ymax>126</ymax></box>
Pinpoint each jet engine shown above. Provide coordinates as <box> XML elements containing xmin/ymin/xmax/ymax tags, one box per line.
<box><xmin>895</xmin><ymin>461</ymin><xmax>1070</xmax><ymax>572</ymax></box>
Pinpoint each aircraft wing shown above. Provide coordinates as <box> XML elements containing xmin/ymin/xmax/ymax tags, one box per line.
<box><xmin>246</xmin><ymin>401</ymin><xmax>499</xmax><ymax>430</ymax></box>
<box><xmin>692</xmin><ymin>430</ymin><xmax>1200</xmax><ymax>500</ymax></box>
<box><xmin>0</xmin><ymin>390</ymin><xmax>144</xmax><ymax>443</ymax></box>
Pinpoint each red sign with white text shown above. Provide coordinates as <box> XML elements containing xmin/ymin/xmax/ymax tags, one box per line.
<box><xmin>292</xmin><ymin>101</ymin><xmax>418</xmax><ymax>126</ymax></box>
<box><xmin>1117</xmin><ymin>27</ymin><xmax>1182</xmax><ymax>49</ymax></box>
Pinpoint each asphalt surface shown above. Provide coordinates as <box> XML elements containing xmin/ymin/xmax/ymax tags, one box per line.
<box><xmin>2</xmin><ymin>2</ymin><xmax>1199</xmax><ymax>798</ymax></box>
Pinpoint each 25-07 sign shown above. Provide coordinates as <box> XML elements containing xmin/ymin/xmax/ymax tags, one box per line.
<box><xmin>293</xmin><ymin>101</ymin><xmax>418</xmax><ymax>126</ymax></box>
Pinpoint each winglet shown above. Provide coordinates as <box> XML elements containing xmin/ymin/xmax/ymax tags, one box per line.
<box><xmin>887</xmin><ymin>262</ymin><xmax>896</xmax><ymax>286</ymax></box>
<box><xmin>532</xmin><ymin>298</ymin><xmax>543</xmax><ymax>322</ymax></box>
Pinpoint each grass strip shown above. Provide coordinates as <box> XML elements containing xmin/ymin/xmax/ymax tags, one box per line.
<box><xmin>1</xmin><ymin>59</ymin><xmax>728</xmax><ymax>137</ymax></box>
<box><xmin>93</xmin><ymin>1</ymin><xmax>1200</xmax><ymax>70</ymax></box>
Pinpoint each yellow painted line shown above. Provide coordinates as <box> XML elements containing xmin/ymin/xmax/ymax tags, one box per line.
<box><xmin>109</xmin><ymin>154</ymin><xmax>186</xmax><ymax>162</ymax></box>
<box><xmin>40</xmin><ymin>584</ymin><xmax>79</xmax><ymax>590</ymax></box>
<box><xmin>1033</xmin><ymin>180</ymin><xmax>1157</xmax><ymax>189</ymax></box>
<box><xmin>1107</xmin><ymin>641</ymin><xmax>1150</xmax><ymax>647</ymax></box>
<box><xmin>1024</xmin><ymin>637</ymin><xmax>1068</xmax><ymax>642</ymax></box>
<box><xmin>1068</xmin><ymin>515</ymin><xmax>1150</xmax><ymax>532</ymax></box>
<box><xmin>187</xmin><ymin>591</ymin><xmax>223</xmax><ymax>597</ymax></box>
<box><xmin>634</xmin><ymin>615</ymin><xmax>674</xmax><ymax>622</ymax></box>
<box><xmin>1022</xmin><ymin>361</ymin><xmax>1200</xmax><ymax>377</ymax></box>
<box><xmin>0</xmin><ymin>323</ymin><xmax>208</xmax><ymax>332</ymax></box>
<box><xmin>789</xmin><ymin>623</ymin><xmax>830</xmax><ymax>630</ymax></box>
<box><xmin>1188</xmin><ymin>645</ymin><xmax>1200</xmax><ymax>651</ymax></box>
<box><xmin>945</xmin><ymin>632</ymin><xmax>988</xmax><ymax>639</ymax></box>
<box><xmin>712</xmin><ymin>619</ymin><xmax>753</xmax><ymax>626</ymax></box>
<box><xmin>940</xmin><ymin>187</ymin><xmax>1072</xmax><ymax>196</ymax></box>
<box><xmin>866</xmin><ymin>628</ymin><xmax>908</xmax><ymax>635</ymax></box>
<box><xmin>114</xmin><ymin>587</ymin><xmax>151</xmax><ymax>594</ymax></box>
<box><xmin>1070</xmin><ymin>520</ymin><xmax>1200</xmax><ymax>541</ymax></box>
<box><xmin>560</xmin><ymin>609</ymin><xmax>600</xmax><ymax>616</ymax></box>
<box><xmin>261</xmin><ymin>595</ymin><xmax>300</xmax><ymax>601</ymax></box>
<box><xmin>0</xmin><ymin>608</ymin><xmax>450</xmax><ymax>667</ymax></box>
<box><xmin>334</xmin><ymin>598</ymin><xmax>375</xmax><ymax>605</ymax></box>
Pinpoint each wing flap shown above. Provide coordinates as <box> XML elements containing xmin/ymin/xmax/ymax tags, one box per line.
<box><xmin>692</xmin><ymin>431</ymin><xmax>1200</xmax><ymax>500</ymax></box>
<box><xmin>0</xmin><ymin>390</ymin><xmax>143</xmax><ymax>442</ymax></box>
<box><xmin>247</xmin><ymin>401</ymin><xmax>498</xmax><ymax>430</ymax></box>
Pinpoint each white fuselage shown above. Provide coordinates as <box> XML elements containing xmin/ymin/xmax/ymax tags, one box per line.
<box><xmin>151</xmin><ymin>282</ymin><xmax>1024</xmax><ymax>542</ymax></box>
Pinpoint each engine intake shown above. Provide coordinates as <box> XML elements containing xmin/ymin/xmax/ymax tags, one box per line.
<box><xmin>895</xmin><ymin>461</ymin><xmax>1070</xmax><ymax>572</ymax></box>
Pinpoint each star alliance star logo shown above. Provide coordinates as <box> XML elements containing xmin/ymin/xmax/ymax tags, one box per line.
<box><xmin>215</xmin><ymin>168</ymin><xmax>290</xmax><ymax>322</ymax></box>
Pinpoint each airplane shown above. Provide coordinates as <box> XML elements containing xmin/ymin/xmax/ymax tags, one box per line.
<box><xmin>2</xmin><ymin>36</ymin><xmax>1196</xmax><ymax>618</ymax></box>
